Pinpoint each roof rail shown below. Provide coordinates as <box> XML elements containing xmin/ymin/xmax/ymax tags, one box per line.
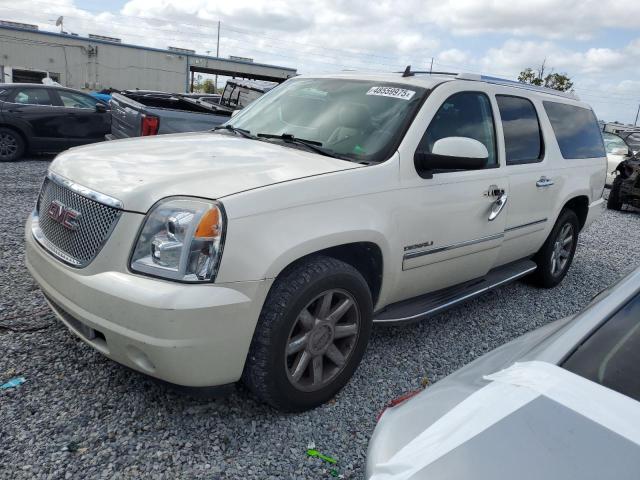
<box><xmin>456</xmin><ymin>73</ymin><xmax>579</xmax><ymax>100</ymax></box>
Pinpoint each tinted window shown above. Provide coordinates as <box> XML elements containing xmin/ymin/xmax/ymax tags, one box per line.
<box><xmin>563</xmin><ymin>292</ymin><xmax>640</xmax><ymax>401</ymax></box>
<box><xmin>543</xmin><ymin>101</ymin><xmax>606</xmax><ymax>159</ymax></box>
<box><xmin>497</xmin><ymin>95</ymin><xmax>543</xmax><ymax>164</ymax></box>
<box><xmin>58</xmin><ymin>91</ymin><xmax>99</xmax><ymax>109</ymax></box>
<box><xmin>419</xmin><ymin>92</ymin><xmax>497</xmax><ymax>168</ymax></box>
<box><xmin>11</xmin><ymin>88</ymin><xmax>53</xmax><ymax>106</ymax></box>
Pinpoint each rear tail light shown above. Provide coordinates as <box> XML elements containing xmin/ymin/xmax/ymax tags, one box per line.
<box><xmin>141</xmin><ymin>115</ymin><xmax>159</xmax><ymax>136</ymax></box>
<box><xmin>376</xmin><ymin>389</ymin><xmax>421</xmax><ymax>422</ymax></box>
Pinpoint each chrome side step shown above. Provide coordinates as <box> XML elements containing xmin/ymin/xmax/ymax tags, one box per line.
<box><xmin>373</xmin><ymin>259</ymin><xmax>537</xmax><ymax>325</ymax></box>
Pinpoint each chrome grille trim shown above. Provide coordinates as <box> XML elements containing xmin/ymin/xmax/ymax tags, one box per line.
<box><xmin>32</xmin><ymin>173</ymin><xmax>123</xmax><ymax>268</ymax></box>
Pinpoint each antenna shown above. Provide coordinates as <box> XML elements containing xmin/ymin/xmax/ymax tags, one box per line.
<box><xmin>55</xmin><ymin>16</ymin><xmax>63</xmax><ymax>33</ymax></box>
<box><xmin>402</xmin><ymin>65</ymin><xmax>413</xmax><ymax>77</ymax></box>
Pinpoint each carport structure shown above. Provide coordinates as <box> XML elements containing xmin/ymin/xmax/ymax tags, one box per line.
<box><xmin>188</xmin><ymin>55</ymin><xmax>296</xmax><ymax>85</ymax></box>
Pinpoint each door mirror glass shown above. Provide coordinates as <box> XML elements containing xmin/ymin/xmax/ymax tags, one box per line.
<box><xmin>415</xmin><ymin>137</ymin><xmax>488</xmax><ymax>178</ymax></box>
<box><xmin>95</xmin><ymin>103</ymin><xmax>107</xmax><ymax>113</ymax></box>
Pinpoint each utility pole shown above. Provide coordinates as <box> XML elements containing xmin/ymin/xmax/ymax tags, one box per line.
<box><xmin>635</xmin><ymin>103</ymin><xmax>640</xmax><ymax>126</ymax></box>
<box><xmin>214</xmin><ymin>21</ymin><xmax>221</xmax><ymax>93</ymax></box>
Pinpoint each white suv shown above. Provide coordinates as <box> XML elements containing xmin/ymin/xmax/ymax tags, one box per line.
<box><xmin>25</xmin><ymin>71</ymin><xmax>607</xmax><ymax>411</ymax></box>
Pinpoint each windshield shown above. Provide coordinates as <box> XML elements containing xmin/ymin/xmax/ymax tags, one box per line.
<box><xmin>227</xmin><ymin>78</ymin><xmax>427</xmax><ymax>163</ymax></box>
<box><xmin>603</xmin><ymin>132</ymin><xmax>628</xmax><ymax>154</ymax></box>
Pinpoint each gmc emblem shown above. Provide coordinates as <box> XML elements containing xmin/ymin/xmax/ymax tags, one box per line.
<box><xmin>47</xmin><ymin>200</ymin><xmax>81</xmax><ymax>231</ymax></box>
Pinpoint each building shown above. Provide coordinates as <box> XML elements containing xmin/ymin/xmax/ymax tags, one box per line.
<box><xmin>0</xmin><ymin>22</ymin><xmax>296</xmax><ymax>92</ymax></box>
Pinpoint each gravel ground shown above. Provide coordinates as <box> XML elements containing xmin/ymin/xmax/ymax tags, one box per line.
<box><xmin>1</xmin><ymin>157</ymin><xmax>639</xmax><ymax>479</ymax></box>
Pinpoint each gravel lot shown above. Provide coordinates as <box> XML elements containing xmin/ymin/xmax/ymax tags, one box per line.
<box><xmin>2</xmin><ymin>157</ymin><xmax>639</xmax><ymax>479</ymax></box>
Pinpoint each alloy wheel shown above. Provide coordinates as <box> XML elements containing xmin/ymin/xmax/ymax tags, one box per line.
<box><xmin>550</xmin><ymin>222</ymin><xmax>574</xmax><ymax>276</ymax></box>
<box><xmin>285</xmin><ymin>289</ymin><xmax>360</xmax><ymax>392</ymax></box>
<box><xmin>0</xmin><ymin>133</ymin><xmax>18</xmax><ymax>159</ymax></box>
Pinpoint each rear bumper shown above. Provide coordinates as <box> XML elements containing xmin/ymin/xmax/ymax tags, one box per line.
<box><xmin>584</xmin><ymin>197</ymin><xmax>606</xmax><ymax>230</ymax></box>
<box><xmin>25</xmin><ymin>214</ymin><xmax>271</xmax><ymax>387</ymax></box>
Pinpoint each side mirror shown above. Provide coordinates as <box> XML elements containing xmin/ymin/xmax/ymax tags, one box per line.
<box><xmin>231</xmin><ymin>109</ymin><xmax>240</xmax><ymax>118</ymax></box>
<box><xmin>414</xmin><ymin>137</ymin><xmax>488</xmax><ymax>178</ymax></box>
<box><xmin>95</xmin><ymin>103</ymin><xmax>108</xmax><ymax>113</ymax></box>
<box><xmin>611</xmin><ymin>146</ymin><xmax>629</xmax><ymax>156</ymax></box>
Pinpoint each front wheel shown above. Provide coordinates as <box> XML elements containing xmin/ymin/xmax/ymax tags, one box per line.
<box><xmin>242</xmin><ymin>255</ymin><xmax>372</xmax><ymax>411</ymax></box>
<box><xmin>531</xmin><ymin>209</ymin><xmax>579</xmax><ymax>288</ymax></box>
<box><xmin>607</xmin><ymin>176</ymin><xmax>623</xmax><ymax>211</ymax></box>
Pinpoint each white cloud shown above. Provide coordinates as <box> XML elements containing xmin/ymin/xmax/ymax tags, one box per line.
<box><xmin>423</xmin><ymin>0</ymin><xmax>640</xmax><ymax>39</ymax></box>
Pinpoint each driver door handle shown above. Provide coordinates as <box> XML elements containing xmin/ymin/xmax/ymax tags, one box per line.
<box><xmin>536</xmin><ymin>176</ymin><xmax>554</xmax><ymax>188</ymax></box>
<box><xmin>489</xmin><ymin>192</ymin><xmax>508</xmax><ymax>221</ymax></box>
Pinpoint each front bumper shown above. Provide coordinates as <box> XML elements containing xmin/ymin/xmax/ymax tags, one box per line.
<box><xmin>25</xmin><ymin>213</ymin><xmax>271</xmax><ymax>387</ymax></box>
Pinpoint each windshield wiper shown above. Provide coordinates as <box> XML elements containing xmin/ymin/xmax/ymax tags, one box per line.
<box><xmin>212</xmin><ymin>124</ymin><xmax>256</xmax><ymax>139</ymax></box>
<box><xmin>256</xmin><ymin>133</ymin><xmax>344</xmax><ymax>159</ymax></box>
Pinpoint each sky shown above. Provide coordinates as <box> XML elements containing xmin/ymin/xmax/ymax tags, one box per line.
<box><xmin>1</xmin><ymin>0</ymin><xmax>640</xmax><ymax>123</ymax></box>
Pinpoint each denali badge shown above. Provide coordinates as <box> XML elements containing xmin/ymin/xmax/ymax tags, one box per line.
<box><xmin>47</xmin><ymin>200</ymin><xmax>81</xmax><ymax>231</ymax></box>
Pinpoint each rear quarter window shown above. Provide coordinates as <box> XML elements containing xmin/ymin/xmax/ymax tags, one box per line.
<box><xmin>543</xmin><ymin>101</ymin><xmax>605</xmax><ymax>159</ymax></box>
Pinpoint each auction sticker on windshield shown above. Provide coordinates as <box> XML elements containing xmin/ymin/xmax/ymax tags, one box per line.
<box><xmin>366</xmin><ymin>86</ymin><xmax>416</xmax><ymax>100</ymax></box>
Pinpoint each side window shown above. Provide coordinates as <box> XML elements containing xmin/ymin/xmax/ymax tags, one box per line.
<box><xmin>496</xmin><ymin>95</ymin><xmax>544</xmax><ymax>165</ymax></box>
<box><xmin>543</xmin><ymin>101</ymin><xmax>606</xmax><ymax>159</ymax></box>
<box><xmin>11</xmin><ymin>88</ymin><xmax>53</xmax><ymax>106</ymax></box>
<box><xmin>58</xmin><ymin>91</ymin><xmax>99</xmax><ymax>109</ymax></box>
<box><xmin>419</xmin><ymin>92</ymin><xmax>497</xmax><ymax>168</ymax></box>
<box><xmin>562</xmin><ymin>292</ymin><xmax>640</xmax><ymax>402</ymax></box>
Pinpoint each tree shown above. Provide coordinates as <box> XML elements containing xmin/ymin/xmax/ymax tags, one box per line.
<box><xmin>518</xmin><ymin>62</ymin><xmax>573</xmax><ymax>92</ymax></box>
<box><xmin>201</xmin><ymin>79</ymin><xmax>217</xmax><ymax>94</ymax></box>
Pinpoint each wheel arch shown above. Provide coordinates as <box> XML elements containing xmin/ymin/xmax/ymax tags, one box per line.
<box><xmin>268</xmin><ymin>238</ymin><xmax>387</xmax><ymax>307</ymax></box>
<box><xmin>561</xmin><ymin>195</ymin><xmax>589</xmax><ymax>230</ymax></box>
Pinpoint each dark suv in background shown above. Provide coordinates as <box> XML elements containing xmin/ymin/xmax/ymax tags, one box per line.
<box><xmin>0</xmin><ymin>84</ymin><xmax>110</xmax><ymax>161</ymax></box>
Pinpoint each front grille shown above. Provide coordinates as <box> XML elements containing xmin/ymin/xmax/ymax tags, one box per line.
<box><xmin>34</xmin><ymin>176</ymin><xmax>121</xmax><ymax>267</ymax></box>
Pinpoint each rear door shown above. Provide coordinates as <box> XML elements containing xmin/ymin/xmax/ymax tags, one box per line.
<box><xmin>51</xmin><ymin>89</ymin><xmax>110</xmax><ymax>145</ymax></box>
<box><xmin>494</xmin><ymin>93</ymin><xmax>557</xmax><ymax>265</ymax></box>
<box><xmin>3</xmin><ymin>87</ymin><xmax>65</xmax><ymax>150</ymax></box>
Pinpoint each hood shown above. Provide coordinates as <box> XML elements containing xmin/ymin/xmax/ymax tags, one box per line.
<box><xmin>50</xmin><ymin>132</ymin><xmax>359</xmax><ymax>213</ymax></box>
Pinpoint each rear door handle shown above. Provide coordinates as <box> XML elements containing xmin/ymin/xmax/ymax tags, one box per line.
<box><xmin>489</xmin><ymin>193</ymin><xmax>508</xmax><ymax>221</ymax></box>
<box><xmin>536</xmin><ymin>176</ymin><xmax>554</xmax><ymax>188</ymax></box>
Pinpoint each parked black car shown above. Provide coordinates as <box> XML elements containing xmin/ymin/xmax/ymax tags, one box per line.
<box><xmin>608</xmin><ymin>153</ymin><xmax>640</xmax><ymax>211</ymax></box>
<box><xmin>0</xmin><ymin>84</ymin><xmax>110</xmax><ymax>161</ymax></box>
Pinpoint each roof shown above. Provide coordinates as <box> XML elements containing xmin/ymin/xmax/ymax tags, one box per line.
<box><xmin>0</xmin><ymin>24</ymin><xmax>296</xmax><ymax>73</ymax></box>
<box><xmin>297</xmin><ymin>71</ymin><xmax>585</xmax><ymax>104</ymax></box>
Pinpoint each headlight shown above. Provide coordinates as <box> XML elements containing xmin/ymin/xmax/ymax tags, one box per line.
<box><xmin>130</xmin><ymin>197</ymin><xmax>225</xmax><ymax>283</ymax></box>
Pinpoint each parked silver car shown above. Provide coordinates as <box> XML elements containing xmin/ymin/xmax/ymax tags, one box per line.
<box><xmin>367</xmin><ymin>265</ymin><xmax>640</xmax><ymax>479</ymax></box>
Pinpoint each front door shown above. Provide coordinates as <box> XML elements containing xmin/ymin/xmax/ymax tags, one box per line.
<box><xmin>394</xmin><ymin>88</ymin><xmax>508</xmax><ymax>303</ymax></box>
<box><xmin>52</xmin><ymin>90</ymin><xmax>110</xmax><ymax>145</ymax></box>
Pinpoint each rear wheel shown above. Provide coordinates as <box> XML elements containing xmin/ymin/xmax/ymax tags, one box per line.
<box><xmin>531</xmin><ymin>209</ymin><xmax>579</xmax><ymax>288</ymax></box>
<box><xmin>607</xmin><ymin>176</ymin><xmax>624</xmax><ymax>211</ymax></box>
<box><xmin>242</xmin><ymin>255</ymin><xmax>372</xmax><ymax>411</ymax></box>
<box><xmin>0</xmin><ymin>127</ymin><xmax>25</xmax><ymax>162</ymax></box>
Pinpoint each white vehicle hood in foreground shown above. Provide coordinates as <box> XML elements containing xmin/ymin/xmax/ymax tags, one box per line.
<box><xmin>50</xmin><ymin>132</ymin><xmax>360</xmax><ymax>212</ymax></box>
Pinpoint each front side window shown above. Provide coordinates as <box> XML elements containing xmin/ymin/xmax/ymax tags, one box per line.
<box><xmin>11</xmin><ymin>88</ymin><xmax>53</xmax><ymax>106</ymax></box>
<box><xmin>562</xmin><ymin>292</ymin><xmax>640</xmax><ymax>401</ymax></box>
<box><xmin>418</xmin><ymin>91</ymin><xmax>497</xmax><ymax>168</ymax></box>
<box><xmin>229</xmin><ymin>78</ymin><xmax>427</xmax><ymax>163</ymax></box>
<box><xmin>497</xmin><ymin>95</ymin><xmax>543</xmax><ymax>165</ymax></box>
<box><xmin>543</xmin><ymin>101</ymin><xmax>606</xmax><ymax>159</ymax></box>
<box><xmin>58</xmin><ymin>91</ymin><xmax>100</xmax><ymax>109</ymax></box>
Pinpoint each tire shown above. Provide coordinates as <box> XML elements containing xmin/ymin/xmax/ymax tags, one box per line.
<box><xmin>607</xmin><ymin>176</ymin><xmax>623</xmax><ymax>211</ymax></box>
<box><xmin>242</xmin><ymin>255</ymin><xmax>373</xmax><ymax>411</ymax></box>
<box><xmin>0</xmin><ymin>127</ymin><xmax>25</xmax><ymax>162</ymax></box>
<box><xmin>530</xmin><ymin>209</ymin><xmax>580</xmax><ymax>288</ymax></box>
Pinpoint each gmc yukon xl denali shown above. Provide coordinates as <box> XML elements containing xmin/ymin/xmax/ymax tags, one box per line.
<box><xmin>25</xmin><ymin>71</ymin><xmax>607</xmax><ymax>411</ymax></box>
